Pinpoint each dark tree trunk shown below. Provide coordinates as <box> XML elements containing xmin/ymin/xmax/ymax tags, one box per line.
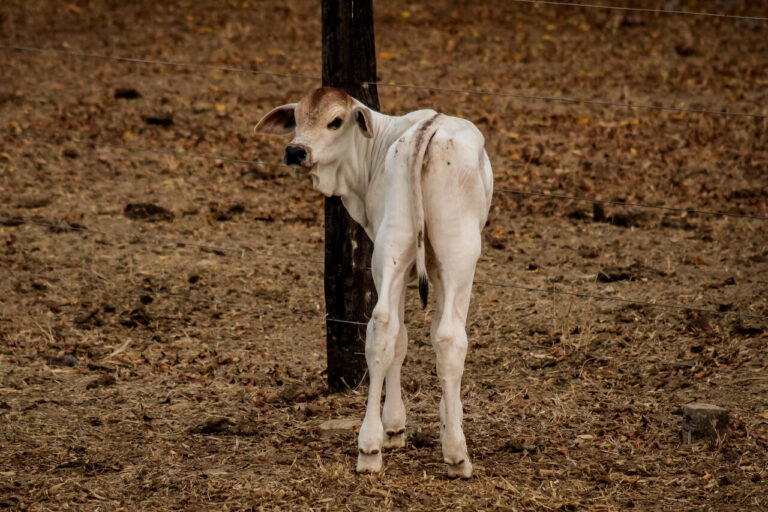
<box><xmin>321</xmin><ymin>0</ymin><xmax>379</xmax><ymax>393</ymax></box>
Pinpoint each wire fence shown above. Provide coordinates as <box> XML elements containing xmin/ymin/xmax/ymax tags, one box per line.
<box><xmin>494</xmin><ymin>186</ymin><xmax>768</xmax><ymax>222</ymax></box>
<box><xmin>14</xmin><ymin>133</ymin><xmax>278</xmax><ymax>168</ymax></box>
<box><xmin>11</xmin><ymin>132</ymin><xmax>768</xmax><ymax>222</ymax></box>
<box><xmin>507</xmin><ymin>0</ymin><xmax>768</xmax><ymax>22</ymax></box>
<box><xmin>5</xmin><ymin>215</ymin><xmax>766</xmax><ymax>322</ymax></box>
<box><xmin>3</xmin><ymin>43</ymin><xmax>767</xmax><ymax>120</ymax></box>
<box><xmin>365</xmin><ymin>81</ymin><xmax>768</xmax><ymax>119</ymax></box>
<box><xmin>5</xmin><ymin>266</ymin><xmax>368</xmax><ymax>327</ymax></box>
<box><xmin>2</xmin><ymin>4</ymin><xmax>767</xmax><ymax>361</ymax></box>
<box><xmin>5</xmin><ymin>264</ymin><xmax>765</xmax><ymax>378</ymax></box>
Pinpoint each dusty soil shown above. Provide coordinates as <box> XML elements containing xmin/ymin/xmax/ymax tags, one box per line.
<box><xmin>1</xmin><ymin>1</ymin><xmax>767</xmax><ymax>510</ymax></box>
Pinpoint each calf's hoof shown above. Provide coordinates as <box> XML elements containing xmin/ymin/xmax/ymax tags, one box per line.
<box><xmin>383</xmin><ymin>428</ymin><xmax>406</xmax><ymax>449</ymax></box>
<box><xmin>446</xmin><ymin>458</ymin><xmax>473</xmax><ymax>479</ymax></box>
<box><xmin>356</xmin><ymin>448</ymin><xmax>383</xmax><ymax>473</ymax></box>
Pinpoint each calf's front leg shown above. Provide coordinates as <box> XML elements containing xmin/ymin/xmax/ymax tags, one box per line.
<box><xmin>382</xmin><ymin>314</ymin><xmax>408</xmax><ymax>449</ymax></box>
<box><xmin>357</xmin><ymin>268</ymin><xmax>406</xmax><ymax>473</ymax></box>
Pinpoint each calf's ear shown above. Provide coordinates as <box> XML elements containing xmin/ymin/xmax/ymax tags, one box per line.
<box><xmin>352</xmin><ymin>106</ymin><xmax>374</xmax><ymax>138</ymax></box>
<box><xmin>254</xmin><ymin>103</ymin><xmax>298</xmax><ymax>135</ymax></box>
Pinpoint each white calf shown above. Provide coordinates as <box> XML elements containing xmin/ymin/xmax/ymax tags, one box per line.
<box><xmin>256</xmin><ymin>88</ymin><xmax>493</xmax><ymax>478</ymax></box>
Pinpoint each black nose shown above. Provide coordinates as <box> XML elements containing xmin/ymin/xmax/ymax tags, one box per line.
<box><xmin>284</xmin><ymin>145</ymin><xmax>307</xmax><ymax>166</ymax></box>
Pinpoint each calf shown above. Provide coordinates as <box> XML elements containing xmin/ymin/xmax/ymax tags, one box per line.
<box><xmin>256</xmin><ymin>88</ymin><xmax>493</xmax><ymax>478</ymax></box>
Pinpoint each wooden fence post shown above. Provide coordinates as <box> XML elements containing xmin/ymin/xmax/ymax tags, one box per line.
<box><xmin>321</xmin><ymin>0</ymin><xmax>379</xmax><ymax>392</ymax></box>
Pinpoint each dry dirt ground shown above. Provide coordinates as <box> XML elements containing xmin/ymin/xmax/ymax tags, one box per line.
<box><xmin>1</xmin><ymin>1</ymin><xmax>768</xmax><ymax>510</ymax></box>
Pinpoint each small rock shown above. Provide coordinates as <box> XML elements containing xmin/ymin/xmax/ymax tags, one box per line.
<box><xmin>410</xmin><ymin>429</ymin><xmax>437</xmax><ymax>448</ymax></box>
<box><xmin>489</xmin><ymin>237</ymin><xmax>506</xmax><ymax>250</ymax></box>
<box><xmin>318</xmin><ymin>418</ymin><xmax>359</xmax><ymax>431</ymax></box>
<box><xmin>661</xmin><ymin>215</ymin><xmax>692</xmax><ymax>230</ymax></box>
<box><xmin>47</xmin><ymin>354</ymin><xmax>79</xmax><ymax>367</ymax></box>
<box><xmin>115</xmin><ymin>88</ymin><xmax>141</xmax><ymax>99</ymax></box>
<box><xmin>674</xmin><ymin>45</ymin><xmax>698</xmax><ymax>57</ymax></box>
<box><xmin>119</xmin><ymin>308</ymin><xmax>151</xmax><ymax>328</ymax></box>
<box><xmin>278</xmin><ymin>383</ymin><xmax>318</xmax><ymax>403</ymax></box>
<box><xmin>144</xmin><ymin>115</ymin><xmax>173</xmax><ymax>126</ymax></box>
<box><xmin>62</xmin><ymin>147</ymin><xmax>79</xmax><ymax>159</ymax></box>
<box><xmin>30</xmin><ymin>280</ymin><xmax>48</xmax><ymax>291</ymax></box>
<box><xmin>124</xmin><ymin>203</ymin><xmax>174</xmax><ymax>222</ymax></box>
<box><xmin>208</xmin><ymin>203</ymin><xmax>246</xmax><ymax>222</ymax></box>
<box><xmin>86</xmin><ymin>374</ymin><xmax>116</xmax><ymax>390</ymax></box>
<box><xmin>685</xmin><ymin>315</ymin><xmax>710</xmax><ymax>334</ymax></box>
<box><xmin>191</xmin><ymin>416</ymin><xmax>235</xmax><ymax>434</ymax></box>
<box><xmin>47</xmin><ymin>221</ymin><xmax>87</xmax><ymax>233</ymax></box>
<box><xmin>566</xmin><ymin>208</ymin><xmax>590</xmax><ymax>221</ymax></box>
<box><xmin>16</xmin><ymin>196</ymin><xmax>52</xmax><ymax>209</ymax></box>
<box><xmin>597</xmin><ymin>267</ymin><xmax>632</xmax><ymax>283</ymax></box>
<box><xmin>502</xmin><ymin>439</ymin><xmax>526</xmax><ymax>453</ymax></box>
<box><xmin>75</xmin><ymin>308</ymin><xmax>102</xmax><ymax>328</ymax></box>
<box><xmin>682</xmin><ymin>402</ymin><xmax>729</xmax><ymax>443</ymax></box>
<box><xmin>0</xmin><ymin>216</ymin><xmax>24</xmax><ymax>227</ymax></box>
<box><xmin>592</xmin><ymin>203</ymin><xmax>645</xmax><ymax>227</ymax></box>
<box><xmin>231</xmin><ymin>416</ymin><xmax>263</xmax><ymax>437</ymax></box>
<box><xmin>732</xmin><ymin>322</ymin><xmax>764</xmax><ymax>337</ymax></box>
<box><xmin>578</xmin><ymin>245</ymin><xmax>599</xmax><ymax>259</ymax></box>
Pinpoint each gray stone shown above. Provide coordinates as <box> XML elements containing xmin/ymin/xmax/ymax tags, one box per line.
<box><xmin>682</xmin><ymin>402</ymin><xmax>729</xmax><ymax>443</ymax></box>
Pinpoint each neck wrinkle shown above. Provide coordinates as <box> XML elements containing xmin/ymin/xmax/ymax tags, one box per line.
<box><xmin>365</xmin><ymin>110</ymin><xmax>401</xmax><ymax>185</ymax></box>
<box><xmin>330</xmin><ymin>108</ymin><xmax>413</xmax><ymax>234</ymax></box>
<box><xmin>343</xmin><ymin>109</ymin><xmax>394</xmax><ymax>201</ymax></box>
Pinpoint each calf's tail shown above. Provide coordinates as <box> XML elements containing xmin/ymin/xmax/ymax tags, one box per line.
<box><xmin>410</xmin><ymin>114</ymin><xmax>441</xmax><ymax>309</ymax></box>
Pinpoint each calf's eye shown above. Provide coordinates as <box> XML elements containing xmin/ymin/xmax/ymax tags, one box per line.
<box><xmin>327</xmin><ymin>117</ymin><xmax>343</xmax><ymax>130</ymax></box>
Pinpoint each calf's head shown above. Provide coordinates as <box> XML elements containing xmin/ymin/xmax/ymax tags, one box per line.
<box><xmin>255</xmin><ymin>87</ymin><xmax>374</xmax><ymax>191</ymax></box>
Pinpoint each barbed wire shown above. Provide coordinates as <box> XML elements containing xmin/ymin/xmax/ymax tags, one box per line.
<box><xmin>365</xmin><ymin>81</ymin><xmax>768</xmax><ymax>119</ymax></box>
<box><xmin>1</xmin><ymin>15</ymin><xmax>764</xmax><ymax>395</ymax></box>
<box><xmin>474</xmin><ymin>280</ymin><xmax>766</xmax><ymax>321</ymax></box>
<box><xmin>0</xmin><ymin>44</ymin><xmax>320</xmax><ymax>81</ymax></box>
<box><xmin>495</xmin><ymin>186</ymin><xmax>768</xmax><ymax>221</ymax></box>
<box><xmin>3</xmin><ymin>43</ymin><xmax>767</xmax><ymax>119</ymax></box>
<box><xmin>14</xmin><ymin>133</ymin><xmax>281</xmax><ymax>168</ymax></box>
<box><xmin>508</xmin><ymin>0</ymin><xmax>768</xmax><ymax>22</ymax></box>
<box><xmin>13</xmin><ymin>217</ymin><xmax>325</xmax><ymax>267</ymax></box>
<box><xmin>2</xmin><ymin>38</ymin><xmax>766</xmax><ymax>325</ymax></box>
<box><xmin>4</xmin><ymin>267</ymin><xmax>367</xmax><ymax>327</ymax></box>
<box><xmin>11</xmin><ymin>132</ymin><xmax>768</xmax><ymax>222</ymax></box>
<box><xmin>4</xmin><ymin>266</ymin><xmax>765</xmax><ymax>377</ymax></box>
<box><xmin>6</xmin><ymin>215</ymin><xmax>765</xmax><ymax>322</ymax></box>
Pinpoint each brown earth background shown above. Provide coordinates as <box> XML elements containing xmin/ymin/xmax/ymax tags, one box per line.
<box><xmin>1</xmin><ymin>0</ymin><xmax>767</xmax><ymax>510</ymax></box>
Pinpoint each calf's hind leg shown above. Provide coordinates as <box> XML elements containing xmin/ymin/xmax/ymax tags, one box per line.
<box><xmin>430</xmin><ymin>250</ymin><xmax>478</xmax><ymax>478</ymax></box>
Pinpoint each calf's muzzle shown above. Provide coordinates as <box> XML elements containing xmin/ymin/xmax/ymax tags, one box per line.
<box><xmin>284</xmin><ymin>145</ymin><xmax>308</xmax><ymax>166</ymax></box>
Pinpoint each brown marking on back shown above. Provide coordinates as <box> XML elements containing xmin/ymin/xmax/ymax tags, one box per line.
<box><xmin>412</xmin><ymin>114</ymin><xmax>440</xmax><ymax>166</ymax></box>
<box><xmin>413</xmin><ymin>114</ymin><xmax>441</xmax><ymax>177</ymax></box>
